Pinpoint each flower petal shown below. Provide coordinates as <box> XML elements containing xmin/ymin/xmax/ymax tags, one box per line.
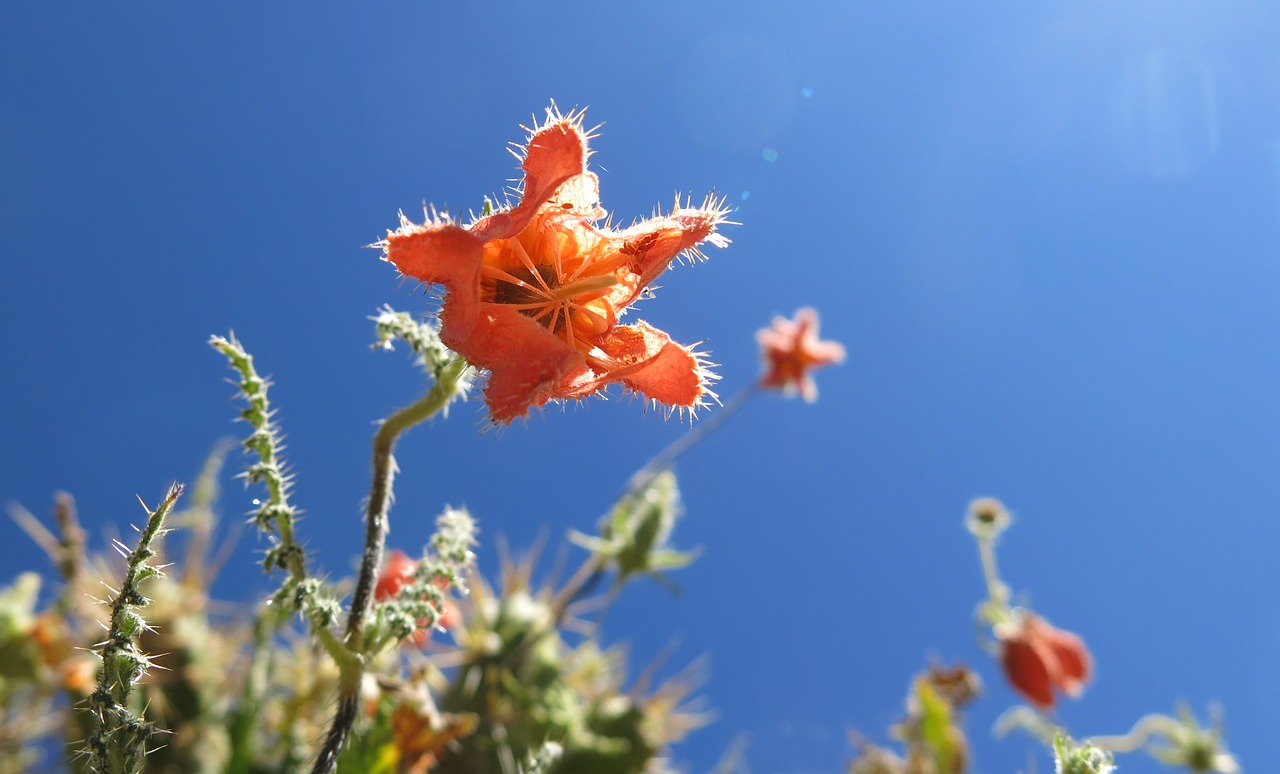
<box><xmin>1040</xmin><ymin>623</ymin><xmax>1093</xmax><ymax>697</ymax></box>
<box><xmin>461</xmin><ymin>305</ymin><xmax>591</xmax><ymax>423</ymax></box>
<box><xmin>996</xmin><ymin>613</ymin><xmax>1092</xmax><ymax>709</ymax></box>
<box><xmin>594</xmin><ymin>322</ymin><xmax>708</xmax><ymax>409</ymax></box>
<box><xmin>384</xmin><ymin>222</ymin><xmax>486</xmax><ymax>340</ymax></box>
<box><xmin>757</xmin><ymin>308</ymin><xmax>846</xmax><ymax>401</ymax></box>
<box><xmin>379</xmin><ymin>106</ymin><xmax>730</xmax><ymax>425</ymax></box>
<box><xmin>1000</xmin><ymin>635</ymin><xmax>1058</xmax><ymax>710</ymax></box>
<box><xmin>548</xmin><ymin>172</ymin><xmax>603</xmax><ymax>219</ymax></box>
<box><xmin>472</xmin><ymin>112</ymin><xmax>591</xmax><ymax>242</ymax></box>
<box><xmin>610</xmin><ymin>201</ymin><xmax>730</xmax><ymax>308</ymax></box>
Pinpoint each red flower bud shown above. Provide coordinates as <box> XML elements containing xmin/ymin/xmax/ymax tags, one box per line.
<box><xmin>375</xmin><ymin>550</ymin><xmax>417</xmax><ymax>601</ymax></box>
<box><xmin>995</xmin><ymin>612</ymin><xmax>1092</xmax><ymax>710</ymax></box>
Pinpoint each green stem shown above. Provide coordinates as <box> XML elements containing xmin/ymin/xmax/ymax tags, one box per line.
<box><xmin>1088</xmin><ymin>714</ymin><xmax>1182</xmax><ymax>754</ymax></box>
<box><xmin>211</xmin><ymin>335</ymin><xmax>354</xmax><ymax>668</ymax></box>
<box><xmin>551</xmin><ymin>553</ymin><xmax>604</xmax><ymax>620</ymax></box>
<box><xmin>86</xmin><ymin>483</ymin><xmax>183</xmax><ymax>774</ymax></box>
<box><xmin>977</xmin><ymin>533</ymin><xmax>1007</xmax><ymax>610</ymax></box>
<box><xmin>310</xmin><ymin>356</ymin><xmax>468</xmax><ymax>774</ymax></box>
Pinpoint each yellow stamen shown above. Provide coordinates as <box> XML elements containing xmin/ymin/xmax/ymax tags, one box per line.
<box><xmin>548</xmin><ymin>274</ymin><xmax>617</xmax><ymax>302</ymax></box>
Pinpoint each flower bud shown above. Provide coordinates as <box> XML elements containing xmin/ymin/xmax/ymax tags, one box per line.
<box><xmin>995</xmin><ymin>611</ymin><xmax>1092</xmax><ymax>710</ymax></box>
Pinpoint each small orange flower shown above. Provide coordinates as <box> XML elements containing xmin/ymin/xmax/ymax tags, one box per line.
<box><xmin>375</xmin><ymin>549</ymin><xmax>418</xmax><ymax>601</ymax></box>
<box><xmin>995</xmin><ymin>611</ymin><xmax>1092</xmax><ymax>710</ymax></box>
<box><xmin>757</xmin><ymin>308</ymin><xmax>846</xmax><ymax>401</ymax></box>
<box><xmin>382</xmin><ymin>105</ymin><xmax>731</xmax><ymax>424</ymax></box>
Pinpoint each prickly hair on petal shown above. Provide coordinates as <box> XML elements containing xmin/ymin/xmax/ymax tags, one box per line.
<box><xmin>383</xmin><ymin>222</ymin><xmax>485</xmax><ymax>340</ymax></box>
<box><xmin>594</xmin><ymin>322</ymin><xmax>710</xmax><ymax>410</ymax></box>
<box><xmin>471</xmin><ymin>107</ymin><xmax>592</xmax><ymax>242</ymax></box>
<box><xmin>547</xmin><ymin>172</ymin><xmax>604</xmax><ymax>220</ymax></box>
<box><xmin>611</xmin><ymin>199</ymin><xmax>733</xmax><ymax>307</ymax></box>
<box><xmin>459</xmin><ymin>306</ymin><xmax>592</xmax><ymax>424</ymax></box>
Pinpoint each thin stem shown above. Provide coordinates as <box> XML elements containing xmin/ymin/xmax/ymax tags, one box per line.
<box><xmin>551</xmin><ymin>554</ymin><xmax>604</xmax><ymax>620</ymax></box>
<box><xmin>977</xmin><ymin>533</ymin><xmax>1007</xmax><ymax>609</ymax></box>
<box><xmin>211</xmin><ymin>335</ymin><xmax>352</xmax><ymax>667</ymax></box>
<box><xmin>180</xmin><ymin>440</ymin><xmax>233</xmax><ymax>594</ymax></box>
<box><xmin>310</xmin><ymin>356</ymin><xmax>468</xmax><ymax>774</ymax></box>
<box><xmin>1089</xmin><ymin>714</ymin><xmax>1183</xmax><ymax>754</ymax></box>
<box><xmin>623</xmin><ymin>383</ymin><xmax>759</xmax><ymax>497</ymax></box>
<box><xmin>53</xmin><ymin>491</ymin><xmax>85</xmax><ymax>588</ymax></box>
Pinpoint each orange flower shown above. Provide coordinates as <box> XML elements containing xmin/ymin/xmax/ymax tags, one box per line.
<box><xmin>757</xmin><ymin>308</ymin><xmax>846</xmax><ymax>401</ymax></box>
<box><xmin>382</xmin><ymin>105</ymin><xmax>731</xmax><ymax>424</ymax></box>
<box><xmin>375</xmin><ymin>549</ymin><xmax>418</xmax><ymax>601</ymax></box>
<box><xmin>995</xmin><ymin>611</ymin><xmax>1092</xmax><ymax>710</ymax></box>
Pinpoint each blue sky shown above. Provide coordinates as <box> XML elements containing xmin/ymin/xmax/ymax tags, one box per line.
<box><xmin>3</xmin><ymin>3</ymin><xmax>1278</xmax><ymax>772</ymax></box>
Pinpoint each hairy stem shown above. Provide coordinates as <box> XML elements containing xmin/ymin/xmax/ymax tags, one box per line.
<box><xmin>310</xmin><ymin>356</ymin><xmax>468</xmax><ymax>774</ymax></box>
<box><xmin>211</xmin><ymin>335</ymin><xmax>352</xmax><ymax>666</ymax></box>
<box><xmin>85</xmin><ymin>483</ymin><xmax>183</xmax><ymax>774</ymax></box>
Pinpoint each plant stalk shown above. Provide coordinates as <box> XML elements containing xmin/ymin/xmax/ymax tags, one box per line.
<box><xmin>310</xmin><ymin>357</ymin><xmax>467</xmax><ymax>774</ymax></box>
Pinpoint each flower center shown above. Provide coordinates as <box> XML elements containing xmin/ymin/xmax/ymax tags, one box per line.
<box><xmin>481</xmin><ymin>226</ymin><xmax>621</xmax><ymax>351</ymax></box>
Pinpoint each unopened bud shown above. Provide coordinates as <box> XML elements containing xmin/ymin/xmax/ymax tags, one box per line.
<box><xmin>966</xmin><ymin>497</ymin><xmax>1011</xmax><ymax>537</ymax></box>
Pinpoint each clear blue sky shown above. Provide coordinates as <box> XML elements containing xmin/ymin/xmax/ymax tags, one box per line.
<box><xmin>3</xmin><ymin>3</ymin><xmax>1278</xmax><ymax>772</ymax></box>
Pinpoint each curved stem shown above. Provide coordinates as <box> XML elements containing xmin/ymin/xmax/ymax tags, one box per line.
<box><xmin>977</xmin><ymin>533</ymin><xmax>1008</xmax><ymax>610</ymax></box>
<box><xmin>1089</xmin><ymin>714</ymin><xmax>1182</xmax><ymax>754</ymax></box>
<box><xmin>311</xmin><ymin>357</ymin><xmax>468</xmax><ymax>774</ymax></box>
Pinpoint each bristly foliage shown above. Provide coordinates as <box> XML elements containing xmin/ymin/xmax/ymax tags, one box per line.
<box><xmin>209</xmin><ymin>334</ymin><xmax>343</xmax><ymax>630</ymax></box>
<box><xmin>83</xmin><ymin>483</ymin><xmax>183</xmax><ymax>774</ymax></box>
<box><xmin>372</xmin><ymin>306</ymin><xmax>474</xmax><ymax>402</ymax></box>
<box><xmin>1054</xmin><ymin>735</ymin><xmax>1116</xmax><ymax>774</ymax></box>
<box><xmin>366</xmin><ymin>506</ymin><xmax>477</xmax><ymax>654</ymax></box>
<box><xmin>570</xmin><ymin>471</ymin><xmax>699</xmax><ymax>592</ymax></box>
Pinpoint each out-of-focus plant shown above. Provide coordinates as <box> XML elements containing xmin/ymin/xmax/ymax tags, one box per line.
<box><xmin>966</xmin><ymin>497</ymin><xmax>1093</xmax><ymax>712</ymax></box>
<box><xmin>847</xmin><ymin>662</ymin><xmax>980</xmax><ymax>774</ymax></box>
<box><xmin>1087</xmin><ymin>705</ymin><xmax>1241</xmax><ymax>773</ymax></box>
<box><xmin>0</xmin><ymin>104</ymin><xmax>1237</xmax><ymax>774</ymax></box>
<box><xmin>972</xmin><ymin>499</ymin><xmax>1239</xmax><ymax>774</ymax></box>
<box><xmin>842</xmin><ymin>496</ymin><xmax>1240</xmax><ymax>774</ymax></box>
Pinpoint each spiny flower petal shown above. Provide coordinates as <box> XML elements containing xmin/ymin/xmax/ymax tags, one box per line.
<box><xmin>381</xmin><ymin>105</ymin><xmax>730</xmax><ymax>423</ymax></box>
<box><xmin>594</xmin><ymin>323</ymin><xmax>711</xmax><ymax>410</ymax></box>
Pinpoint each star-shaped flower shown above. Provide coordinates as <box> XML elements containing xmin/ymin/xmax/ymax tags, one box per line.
<box><xmin>757</xmin><ymin>308</ymin><xmax>846</xmax><ymax>401</ymax></box>
<box><xmin>381</xmin><ymin>105</ymin><xmax>731</xmax><ymax>424</ymax></box>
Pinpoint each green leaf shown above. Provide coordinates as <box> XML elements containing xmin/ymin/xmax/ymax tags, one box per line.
<box><xmin>915</xmin><ymin>676</ymin><xmax>957</xmax><ymax>773</ymax></box>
